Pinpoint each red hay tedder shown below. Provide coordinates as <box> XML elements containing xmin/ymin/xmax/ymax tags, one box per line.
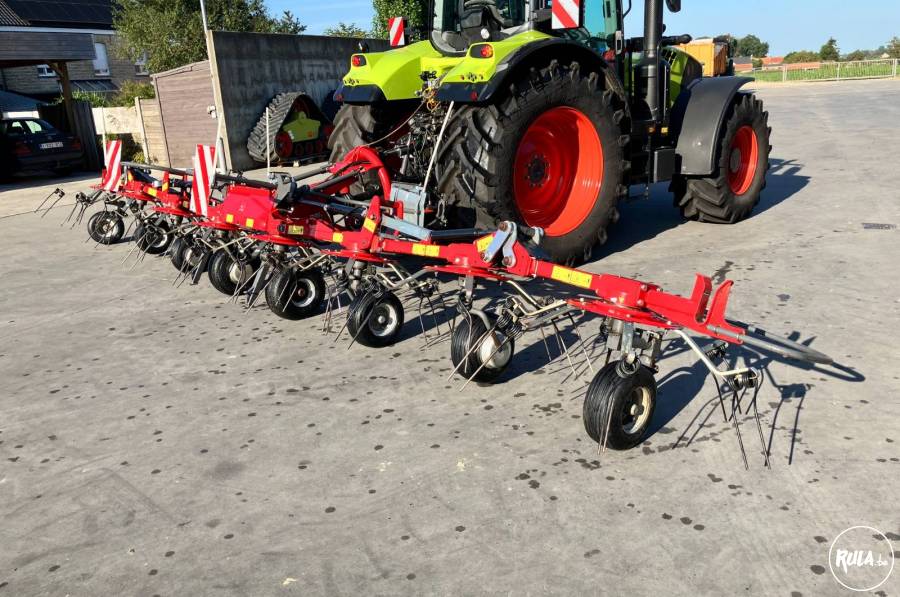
<box><xmin>48</xmin><ymin>140</ymin><xmax>836</xmax><ymax>468</ymax></box>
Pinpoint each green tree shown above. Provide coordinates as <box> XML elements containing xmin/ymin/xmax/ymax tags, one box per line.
<box><xmin>735</xmin><ymin>34</ymin><xmax>769</xmax><ymax>57</ymax></box>
<box><xmin>371</xmin><ymin>0</ymin><xmax>426</xmax><ymax>39</ymax></box>
<box><xmin>323</xmin><ymin>22</ymin><xmax>370</xmax><ymax>38</ymax></box>
<box><xmin>114</xmin><ymin>80</ymin><xmax>156</xmax><ymax>106</ymax></box>
<box><xmin>887</xmin><ymin>37</ymin><xmax>900</xmax><ymax>59</ymax></box>
<box><xmin>819</xmin><ymin>37</ymin><xmax>839</xmax><ymax>61</ymax></box>
<box><xmin>113</xmin><ymin>0</ymin><xmax>306</xmax><ymax>74</ymax></box>
<box><xmin>843</xmin><ymin>49</ymin><xmax>866</xmax><ymax>62</ymax></box>
<box><xmin>784</xmin><ymin>50</ymin><xmax>819</xmax><ymax>64</ymax></box>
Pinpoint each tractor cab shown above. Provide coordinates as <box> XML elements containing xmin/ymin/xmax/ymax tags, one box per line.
<box><xmin>428</xmin><ymin>0</ymin><xmax>622</xmax><ymax>54</ymax></box>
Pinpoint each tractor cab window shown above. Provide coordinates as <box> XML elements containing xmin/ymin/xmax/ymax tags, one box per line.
<box><xmin>431</xmin><ymin>0</ymin><xmax>530</xmax><ymax>53</ymax></box>
<box><xmin>584</xmin><ymin>0</ymin><xmax>621</xmax><ymax>47</ymax></box>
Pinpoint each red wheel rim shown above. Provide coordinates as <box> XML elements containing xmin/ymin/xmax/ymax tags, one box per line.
<box><xmin>275</xmin><ymin>131</ymin><xmax>293</xmax><ymax>159</ymax></box>
<box><xmin>727</xmin><ymin>125</ymin><xmax>759</xmax><ymax>195</ymax></box>
<box><xmin>513</xmin><ymin>106</ymin><xmax>604</xmax><ymax>236</ymax></box>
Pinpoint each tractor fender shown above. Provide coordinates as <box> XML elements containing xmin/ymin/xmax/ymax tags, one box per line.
<box><xmin>669</xmin><ymin>76</ymin><xmax>752</xmax><ymax>176</ymax></box>
<box><xmin>438</xmin><ymin>38</ymin><xmax>629</xmax><ymax>114</ymax></box>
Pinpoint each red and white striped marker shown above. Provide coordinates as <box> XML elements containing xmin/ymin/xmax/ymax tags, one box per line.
<box><xmin>101</xmin><ymin>139</ymin><xmax>122</xmax><ymax>191</ymax></box>
<box><xmin>552</xmin><ymin>0</ymin><xmax>581</xmax><ymax>29</ymax></box>
<box><xmin>388</xmin><ymin>16</ymin><xmax>405</xmax><ymax>47</ymax></box>
<box><xmin>191</xmin><ymin>144</ymin><xmax>216</xmax><ymax>216</ymax></box>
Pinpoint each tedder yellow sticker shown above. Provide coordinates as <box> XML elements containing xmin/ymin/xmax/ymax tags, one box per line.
<box><xmin>332</xmin><ymin>232</ymin><xmax>344</xmax><ymax>243</ymax></box>
<box><xmin>287</xmin><ymin>225</ymin><xmax>303</xmax><ymax>235</ymax></box>
<box><xmin>146</xmin><ymin>187</ymin><xmax>157</xmax><ymax>197</ymax></box>
<box><xmin>363</xmin><ymin>218</ymin><xmax>377</xmax><ymax>232</ymax></box>
<box><xmin>225</xmin><ymin>214</ymin><xmax>234</xmax><ymax>223</ymax></box>
<box><xmin>412</xmin><ymin>244</ymin><xmax>440</xmax><ymax>257</ymax></box>
<box><xmin>245</xmin><ymin>218</ymin><xmax>254</xmax><ymax>228</ymax></box>
<box><xmin>550</xmin><ymin>266</ymin><xmax>593</xmax><ymax>289</ymax></box>
<box><xmin>475</xmin><ymin>234</ymin><xmax>494</xmax><ymax>252</ymax></box>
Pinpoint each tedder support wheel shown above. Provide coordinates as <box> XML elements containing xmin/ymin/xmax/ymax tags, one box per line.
<box><xmin>327</xmin><ymin>102</ymin><xmax>416</xmax><ymax>163</ymax></box>
<box><xmin>450</xmin><ymin>315</ymin><xmax>515</xmax><ymax>384</ymax></box>
<box><xmin>170</xmin><ymin>236</ymin><xmax>200</xmax><ymax>273</ymax></box>
<box><xmin>264</xmin><ymin>267</ymin><xmax>326</xmax><ymax>320</ymax></box>
<box><xmin>134</xmin><ymin>219</ymin><xmax>172</xmax><ymax>255</ymax></box>
<box><xmin>583</xmin><ymin>361</ymin><xmax>657</xmax><ymax>450</ymax></box>
<box><xmin>437</xmin><ymin>61</ymin><xmax>627</xmax><ymax>265</ymax></box>
<box><xmin>346</xmin><ymin>289</ymin><xmax>405</xmax><ymax>347</ymax></box>
<box><xmin>208</xmin><ymin>250</ymin><xmax>255</xmax><ymax>296</ymax></box>
<box><xmin>672</xmin><ymin>93</ymin><xmax>771</xmax><ymax>223</ymax></box>
<box><xmin>88</xmin><ymin>211</ymin><xmax>125</xmax><ymax>245</ymax></box>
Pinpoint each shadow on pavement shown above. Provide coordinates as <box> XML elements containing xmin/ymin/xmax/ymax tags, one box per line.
<box><xmin>591</xmin><ymin>157</ymin><xmax>811</xmax><ymax>262</ymax></box>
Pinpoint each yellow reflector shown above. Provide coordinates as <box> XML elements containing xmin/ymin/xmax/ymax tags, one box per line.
<box><xmin>550</xmin><ymin>266</ymin><xmax>593</xmax><ymax>289</ymax></box>
<box><xmin>412</xmin><ymin>244</ymin><xmax>440</xmax><ymax>257</ymax></box>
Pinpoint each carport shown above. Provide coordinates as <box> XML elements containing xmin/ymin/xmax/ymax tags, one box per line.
<box><xmin>0</xmin><ymin>30</ymin><xmax>101</xmax><ymax>167</ymax></box>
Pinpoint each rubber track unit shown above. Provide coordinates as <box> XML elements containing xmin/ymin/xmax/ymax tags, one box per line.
<box><xmin>247</xmin><ymin>92</ymin><xmax>306</xmax><ymax>164</ymax></box>
<box><xmin>435</xmin><ymin>60</ymin><xmax>628</xmax><ymax>265</ymax></box>
<box><xmin>672</xmin><ymin>93</ymin><xmax>772</xmax><ymax>223</ymax></box>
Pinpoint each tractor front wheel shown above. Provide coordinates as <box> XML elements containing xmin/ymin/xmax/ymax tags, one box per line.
<box><xmin>438</xmin><ymin>61</ymin><xmax>626</xmax><ymax>265</ymax></box>
<box><xmin>672</xmin><ymin>93</ymin><xmax>771</xmax><ymax>223</ymax></box>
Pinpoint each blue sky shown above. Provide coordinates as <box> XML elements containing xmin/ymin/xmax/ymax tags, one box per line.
<box><xmin>268</xmin><ymin>1</ymin><xmax>900</xmax><ymax>56</ymax></box>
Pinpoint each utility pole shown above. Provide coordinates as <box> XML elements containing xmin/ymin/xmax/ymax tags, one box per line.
<box><xmin>199</xmin><ymin>0</ymin><xmax>227</xmax><ymax>173</ymax></box>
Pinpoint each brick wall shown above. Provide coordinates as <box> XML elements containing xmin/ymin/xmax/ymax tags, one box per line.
<box><xmin>0</xmin><ymin>33</ymin><xmax>149</xmax><ymax>97</ymax></box>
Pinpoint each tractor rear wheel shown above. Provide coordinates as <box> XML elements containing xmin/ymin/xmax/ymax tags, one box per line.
<box><xmin>672</xmin><ymin>93</ymin><xmax>771</xmax><ymax>223</ymax></box>
<box><xmin>327</xmin><ymin>102</ymin><xmax>415</xmax><ymax>163</ymax></box>
<box><xmin>437</xmin><ymin>61</ymin><xmax>626</xmax><ymax>265</ymax></box>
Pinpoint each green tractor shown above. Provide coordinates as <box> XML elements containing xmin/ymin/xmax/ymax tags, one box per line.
<box><xmin>329</xmin><ymin>0</ymin><xmax>771</xmax><ymax>264</ymax></box>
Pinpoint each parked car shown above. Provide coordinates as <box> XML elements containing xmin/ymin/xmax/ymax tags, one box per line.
<box><xmin>0</xmin><ymin>117</ymin><xmax>84</xmax><ymax>178</ymax></box>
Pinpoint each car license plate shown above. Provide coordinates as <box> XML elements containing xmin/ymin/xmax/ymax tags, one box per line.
<box><xmin>40</xmin><ymin>141</ymin><xmax>64</xmax><ymax>149</ymax></box>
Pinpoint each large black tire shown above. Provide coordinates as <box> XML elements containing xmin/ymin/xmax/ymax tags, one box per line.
<box><xmin>436</xmin><ymin>61</ymin><xmax>627</xmax><ymax>265</ymax></box>
<box><xmin>327</xmin><ymin>102</ymin><xmax>415</xmax><ymax>163</ymax></box>
<box><xmin>583</xmin><ymin>361</ymin><xmax>657</xmax><ymax>450</ymax></box>
<box><xmin>346</xmin><ymin>289</ymin><xmax>404</xmax><ymax>347</ymax></box>
<box><xmin>207</xmin><ymin>249</ymin><xmax>255</xmax><ymax>296</ymax></box>
<box><xmin>264</xmin><ymin>267</ymin><xmax>326</xmax><ymax>320</ymax></box>
<box><xmin>672</xmin><ymin>93</ymin><xmax>771</xmax><ymax>223</ymax></box>
<box><xmin>88</xmin><ymin>211</ymin><xmax>125</xmax><ymax>244</ymax></box>
<box><xmin>449</xmin><ymin>315</ymin><xmax>514</xmax><ymax>384</ymax></box>
<box><xmin>134</xmin><ymin>219</ymin><xmax>172</xmax><ymax>255</ymax></box>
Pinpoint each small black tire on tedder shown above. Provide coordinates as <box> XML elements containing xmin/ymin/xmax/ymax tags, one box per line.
<box><xmin>170</xmin><ymin>235</ymin><xmax>203</xmax><ymax>273</ymax></box>
<box><xmin>208</xmin><ymin>249</ymin><xmax>257</xmax><ymax>297</ymax></box>
<box><xmin>450</xmin><ymin>314</ymin><xmax>515</xmax><ymax>384</ymax></box>
<box><xmin>134</xmin><ymin>218</ymin><xmax>173</xmax><ymax>255</ymax></box>
<box><xmin>346</xmin><ymin>288</ymin><xmax>405</xmax><ymax>348</ymax></box>
<box><xmin>583</xmin><ymin>361</ymin><xmax>658</xmax><ymax>450</ymax></box>
<box><xmin>265</xmin><ymin>267</ymin><xmax>327</xmax><ymax>320</ymax></box>
<box><xmin>87</xmin><ymin>211</ymin><xmax>125</xmax><ymax>244</ymax></box>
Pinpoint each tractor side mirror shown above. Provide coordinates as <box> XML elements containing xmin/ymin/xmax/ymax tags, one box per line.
<box><xmin>665</xmin><ymin>0</ymin><xmax>681</xmax><ymax>12</ymax></box>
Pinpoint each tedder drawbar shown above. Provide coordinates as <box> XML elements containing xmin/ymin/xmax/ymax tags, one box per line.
<box><xmin>60</xmin><ymin>141</ymin><xmax>833</xmax><ymax>468</ymax></box>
